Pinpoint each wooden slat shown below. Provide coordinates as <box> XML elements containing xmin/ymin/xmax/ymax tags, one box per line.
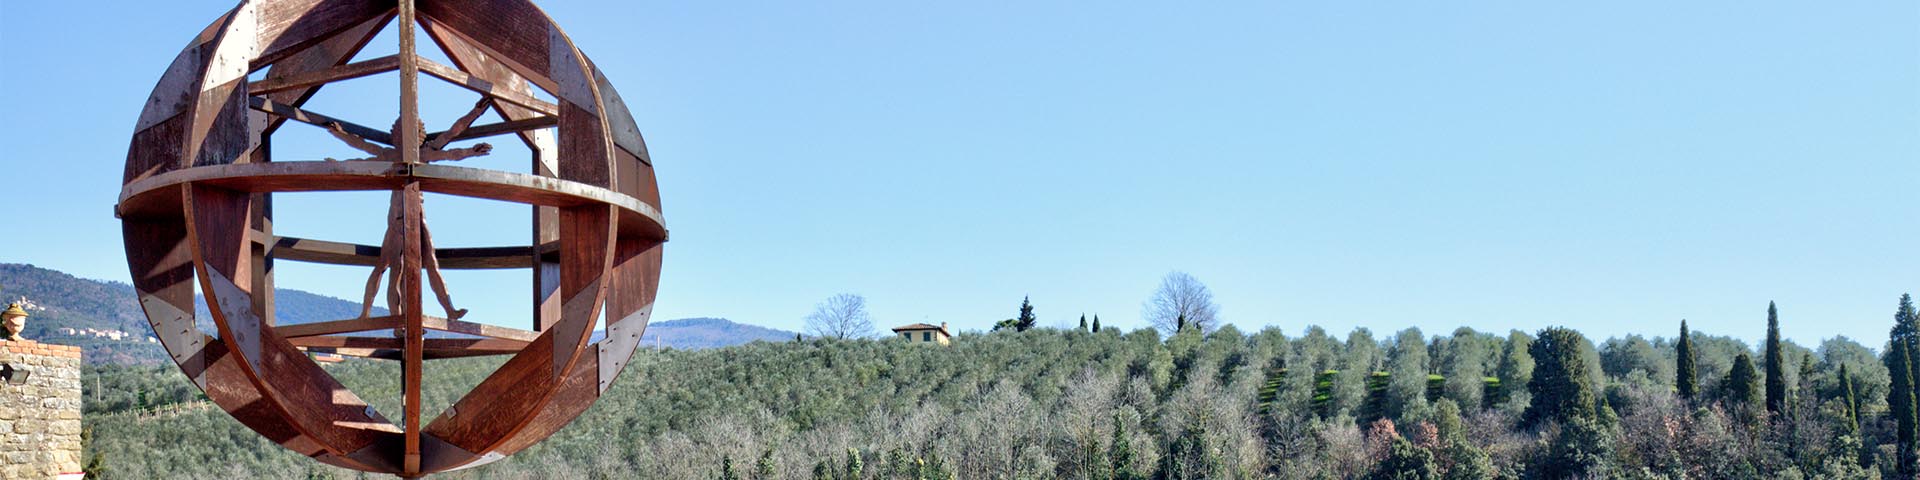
<box><xmin>495</xmin><ymin>345</ymin><xmax>599</xmax><ymax>455</ymax></box>
<box><xmin>249</xmin><ymin>54</ymin><xmax>399</xmax><ymax>95</ymax></box>
<box><xmin>250</xmin><ymin>97</ymin><xmax>394</xmax><ymax>145</ymax></box>
<box><xmin>118</xmin><ymin>163</ymin><xmax>664</xmax><ymax>232</ymax></box>
<box><xmin>288</xmin><ymin>336</ymin><xmax>528</xmax><ymax>352</ymax></box>
<box><xmin>556</xmin><ymin>101</ymin><xmax>612</xmax><ymax>188</ymax></box>
<box><xmin>265</xmin><ymin>234</ymin><xmax>537</xmax><ymax>269</ymax></box>
<box><xmin>423</xmin><ymin>316</ymin><xmax>541</xmax><ymax>343</ymax></box>
<box><xmin>252</xmin><ymin>0</ymin><xmax>394</xmax><ymax>69</ymax></box>
<box><xmin>416</xmin><ymin>57</ymin><xmax>559</xmax><ymax>116</ymax></box>
<box><xmin>415</xmin><ymin>0</ymin><xmax>558</xmax><ymax>94</ymax></box>
<box><xmin>271</xmin><ymin>314</ymin><xmax>537</xmax><ymax>343</ymax></box>
<box><xmin>274</xmin><ymin>316</ymin><xmax>400</xmax><ymax>338</ymax></box>
<box><xmin>299</xmin><ymin>347</ymin><xmax>520</xmax><ymax>361</ymax></box>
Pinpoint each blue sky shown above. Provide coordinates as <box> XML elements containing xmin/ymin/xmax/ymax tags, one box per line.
<box><xmin>2</xmin><ymin>1</ymin><xmax>1915</xmax><ymax>348</ymax></box>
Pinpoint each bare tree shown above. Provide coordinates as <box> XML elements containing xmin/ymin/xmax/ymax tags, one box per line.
<box><xmin>1143</xmin><ymin>271</ymin><xmax>1219</xmax><ymax>334</ymax></box>
<box><xmin>805</xmin><ymin>293</ymin><xmax>876</xmax><ymax>339</ymax></box>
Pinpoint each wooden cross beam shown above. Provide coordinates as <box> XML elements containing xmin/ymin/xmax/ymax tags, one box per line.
<box><xmin>249</xmin><ymin>97</ymin><xmax>395</xmax><ymax>146</ymax></box>
<box><xmin>248</xmin><ymin>54</ymin><xmax>402</xmax><ymax>95</ymax></box>
<box><xmin>415</xmin><ymin>57</ymin><xmax>561</xmax><ymax>116</ymax></box>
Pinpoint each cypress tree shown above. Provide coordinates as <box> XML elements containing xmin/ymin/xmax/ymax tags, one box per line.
<box><xmin>1890</xmin><ymin>293</ymin><xmax>1919</xmax><ymax>469</ymax></box>
<box><xmin>1080</xmin><ymin>314</ymin><xmax>1089</xmax><ymax>332</ymax></box>
<box><xmin>1093</xmin><ymin>315</ymin><xmax>1103</xmax><ymax>333</ymax></box>
<box><xmin>1892</xmin><ymin>340</ymin><xmax>1918</xmax><ymax>470</ymax></box>
<box><xmin>1016</xmin><ymin>296</ymin><xmax>1037</xmax><ymax>332</ymax></box>
<box><xmin>1765</xmin><ymin>302</ymin><xmax>1787</xmax><ymax>416</ymax></box>
<box><xmin>1901</xmin><ymin>295</ymin><xmax>1920</xmax><ymax>412</ymax></box>
<box><xmin>1839</xmin><ymin>363</ymin><xmax>1859</xmax><ymax>433</ymax></box>
<box><xmin>1725</xmin><ymin>353</ymin><xmax>1760</xmax><ymax>409</ymax></box>
<box><xmin>1676</xmin><ymin>320</ymin><xmax>1697</xmax><ymax>400</ymax></box>
<box><xmin>1524</xmin><ymin>327</ymin><xmax>1598</xmax><ymax>427</ymax></box>
<box><xmin>1109</xmin><ymin>413</ymin><xmax>1139</xmax><ymax>480</ymax></box>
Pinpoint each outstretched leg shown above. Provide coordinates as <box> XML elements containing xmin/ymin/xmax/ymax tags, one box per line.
<box><xmin>357</xmin><ymin>259</ymin><xmax>389</xmax><ymax>318</ymax></box>
<box><xmin>419</xmin><ymin>223</ymin><xmax>466</xmax><ymax>320</ymax></box>
<box><xmin>359</xmin><ymin>191</ymin><xmax>408</xmax><ymax>319</ymax></box>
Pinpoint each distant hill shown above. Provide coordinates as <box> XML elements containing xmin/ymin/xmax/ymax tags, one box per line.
<box><xmin>0</xmin><ymin>263</ymin><xmax>158</xmax><ymax>364</ymax></box>
<box><xmin>597</xmin><ymin>317</ymin><xmax>798</xmax><ymax>349</ymax></box>
<box><xmin>0</xmin><ymin>263</ymin><xmax>388</xmax><ymax>365</ymax></box>
<box><xmin>1</xmin><ymin>263</ymin><xmax>791</xmax><ymax>363</ymax></box>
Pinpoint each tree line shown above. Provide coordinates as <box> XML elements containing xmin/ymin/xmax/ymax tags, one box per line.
<box><xmin>77</xmin><ymin>292</ymin><xmax>1915</xmax><ymax>479</ymax></box>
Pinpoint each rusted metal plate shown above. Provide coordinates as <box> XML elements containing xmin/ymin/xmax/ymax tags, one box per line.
<box><xmin>592</xmin><ymin>64</ymin><xmax>649</xmax><ymax>165</ymax></box>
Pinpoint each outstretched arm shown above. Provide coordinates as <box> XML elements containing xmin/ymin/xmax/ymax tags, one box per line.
<box><xmin>327</xmin><ymin>122</ymin><xmax>390</xmax><ymax>157</ymax></box>
<box><xmin>428</xmin><ymin>98</ymin><xmax>494</xmax><ymax>150</ymax></box>
<box><xmin>421</xmin><ymin>143</ymin><xmax>493</xmax><ymax>163</ymax></box>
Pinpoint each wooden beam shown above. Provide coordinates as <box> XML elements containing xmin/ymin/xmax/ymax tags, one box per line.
<box><xmin>288</xmin><ymin>336</ymin><xmax>529</xmax><ymax>352</ymax></box>
<box><xmin>415</xmin><ymin>57</ymin><xmax>560</xmax><ymax>116</ymax></box>
<box><xmin>276</xmin><ymin>316</ymin><xmax>401</xmax><ymax>338</ymax></box>
<box><xmin>249</xmin><ymin>54</ymin><xmax>400</xmax><ymax>95</ymax></box>
<box><xmin>118</xmin><ymin>163</ymin><xmax>667</xmax><ymax>237</ymax></box>
<box><xmin>264</xmin><ymin>234</ymin><xmax>538</xmax><ymax>269</ymax></box>
<box><xmin>249</xmin><ymin>97</ymin><xmax>394</xmax><ymax>146</ymax></box>
<box><xmin>397</xmin><ymin>2</ymin><xmax>425</xmax><ymax>472</ymax></box>
<box><xmin>251</xmin><ymin>0</ymin><xmax>395</xmax><ymax>70</ymax></box>
<box><xmin>298</xmin><ymin>346</ymin><xmax>522</xmax><ymax>361</ymax></box>
<box><xmin>272</xmin><ymin>313</ymin><xmax>539</xmax><ymax>343</ymax></box>
<box><xmin>423</xmin><ymin>316</ymin><xmax>541</xmax><ymax>343</ymax></box>
<box><xmin>425</xmin><ymin>116</ymin><xmax>557</xmax><ymax>144</ymax></box>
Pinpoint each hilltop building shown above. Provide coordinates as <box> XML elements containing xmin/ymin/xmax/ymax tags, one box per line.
<box><xmin>892</xmin><ymin>322</ymin><xmax>953</xmax><ymax>345</ymax></box>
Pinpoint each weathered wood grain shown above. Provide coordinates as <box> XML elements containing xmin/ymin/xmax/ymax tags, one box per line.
<box><xmin>259</xmin><ymin>11</ymin><xmax>392</xmax><ymax>138</ymax></box>
<box><xmin>424</xmin><ymin>116</ymin><xmax>557</xmax><ymax>144</ymax></box>
<box><xmin>415</xmin><ymin>57</ymin><xmax>560</xmax><ymax>116</ymax></box>
<box><xmin>252</xmin><ymin>0</ymin><xmax>393</xmax><ymax>69</ymax></box>
<box><xmin>249</xmin><ymin>54</ymin><xmax>399</xmax><ymax>95</ymax></box>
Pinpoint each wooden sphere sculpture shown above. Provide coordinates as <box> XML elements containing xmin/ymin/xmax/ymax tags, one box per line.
<box><xmin>114</xmin><ymin>0</ymin><xmax>664</xmax><ymax>476</ymax></box>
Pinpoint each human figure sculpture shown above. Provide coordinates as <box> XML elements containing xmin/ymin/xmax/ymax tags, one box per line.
<box><xmin>325</xmin><ymin>98</ymin><xmax>496</xmax><ymax>320</ymax></box>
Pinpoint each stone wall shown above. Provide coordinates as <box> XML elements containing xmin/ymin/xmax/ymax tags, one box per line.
<box><xmin>0</xmin><ymin>340</ymin><xmax>83</xmax><ymax>480</ymax></box>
